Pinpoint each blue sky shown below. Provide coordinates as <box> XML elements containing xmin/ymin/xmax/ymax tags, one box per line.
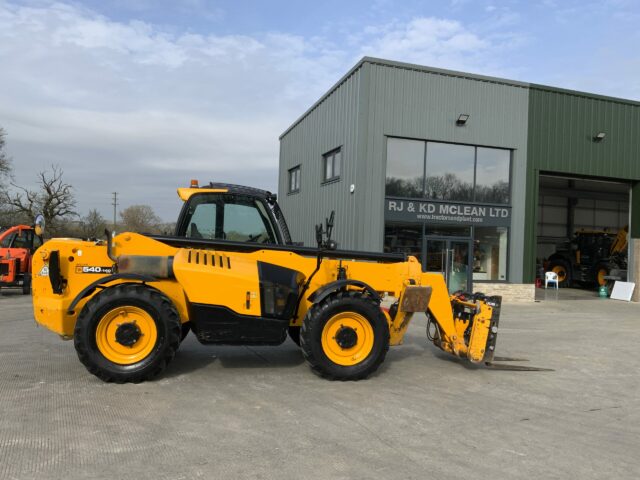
<box><xmin>1</xmin><ymin>0</ymin><xmax>639</xmax><ymax>220</ymax></box>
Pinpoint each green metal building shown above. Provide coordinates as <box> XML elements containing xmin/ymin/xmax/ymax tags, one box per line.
<box><xmin>278</xmin><ymin>57</ymin><xmax>640</xmax><ymax>300</ymax></box>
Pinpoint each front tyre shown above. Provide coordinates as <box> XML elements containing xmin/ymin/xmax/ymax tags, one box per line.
<box><xmin>300</xmin><ymin>291</ymin><xmax>389</xmax><ymax>380</ymax></box>
<box><xmin>288</xmin><ymin>326</ymin><xmax>301</xmax><ymax>347</ymax></box>
<box><xmin>22</xmin><ymin>273</ymin><xmax>31</xmax><ymax>295</ymax></box>
<box><xmin>548</xmin><ymin>259</ymin><xmax>571</xmax><ymax>287</ymax></box>
<box><xmin>74</xmin><ymin>284</ymin><xmax>181</xmax><ymax>383</ymax></box>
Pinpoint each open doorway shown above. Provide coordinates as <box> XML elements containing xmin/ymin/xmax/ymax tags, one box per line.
<box><xmin>537</xmin><ymin>174</ymin><xmax>630</xmax><ymax>291</ymax></box>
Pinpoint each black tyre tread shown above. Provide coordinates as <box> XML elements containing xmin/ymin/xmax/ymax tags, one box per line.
<box><xmin>300</xmin><ymin>290</ymin><xmax>389</xmax><ymax>381</ymax></box>
<box><xmin>74</xmin><ymin>284</ymin><xmax>181</xmax><ymax>383</ymax></box>
<box><xmin>288</xmin><ymin>326</ymin><xmax>301</xmax><ymax>347</ymax></box>
<box><xmin>548</xmin><ymin>259</ymin><xmax>572</xmax><ymax>288</ymax></box>
<box><xmin>180</xmin><ymin>322</ymin><xmax>191</xmax><ymax>342</ymax></box>
<box><xmin>22</xmin><ymin>273</ymin><xmax>32</xmax><ymax>295</ymax></box>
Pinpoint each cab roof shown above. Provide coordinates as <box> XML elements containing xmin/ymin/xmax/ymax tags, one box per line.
<box><xmin>177</xmin><ymin>182</ymin><xmax>276</xmax><ymax>202</ymax></box>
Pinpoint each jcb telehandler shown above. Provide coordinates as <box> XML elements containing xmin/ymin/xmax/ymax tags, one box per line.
<box><xmin>31</xmin><ymin>181</ymin><xmax>536</xmax><ymax>383</ymax></box>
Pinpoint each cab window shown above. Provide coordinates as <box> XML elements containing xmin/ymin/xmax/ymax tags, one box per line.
<box><xmin>187</xmin><ymin>203</ymin><xmax>216</xmax><ymax>239</ymax></box>
<box><xmin>183</xmin><ymin>194</ymin><xmax>277</xmax><ymax>243</ymax></box>
<box><xmin>12</xmin><ymin>230</ymin><xmax>31</xmax><ymax>249</ymax></box>
<box><xmin>1</xmin><ymin>232</ymin><xmax>16</xmax><ymax>248</ymax></box>
<box><xmin>32</xmin><ymin>234</ymin><xmax>43</xmax><ymax>250</ymax></box>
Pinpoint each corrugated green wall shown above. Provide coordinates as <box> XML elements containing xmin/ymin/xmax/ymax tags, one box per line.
<box><xmin>278</xmin><ymin>66</ymin><xmax>365</xmax><ymax>249</ymax></box>
<box><xmin>364</xmin><ymin>61</ymin><xmax>530</xmax><ymax>280</ymax></box>
<box><xmin>524</xmin><ymin>87</ymin><xmax>640</xmax><ymax>281</ymax></box>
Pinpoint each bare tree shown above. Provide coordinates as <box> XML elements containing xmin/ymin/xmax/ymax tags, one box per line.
<box><xmin>0</xmin><ymin>127</ymin><xmax>13</xmax><ymax>200</ymax></box>
<box><xmin>80</xmin><ymin>209</ymin><xmax>108</xmax><ymax>239</ymax></box>
<box><xmin>119</xmin><ymin>205</ymin><xmax>162</xmax><ymax>234</ymax></box>
<box><xmin>1</xmin><ymin>165</ymin><xmax>77</xmax><ymax>234</ymax></box>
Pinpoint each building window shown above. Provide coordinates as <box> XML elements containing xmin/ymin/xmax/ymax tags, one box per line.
<box><xmin>425</xmin><ymin>142</ymin><xmax>475</xmax><ymax>202</ymax></box>
<box><xmin>323</xmin><ymin>148</ymin><xmax>341</xmax><ymax>182</ymax></box>
<box><xmin>385</xmin><ymin>138</ymin><xmax>511</xmax><ymax>204</ymax></box>
<box><xmin>475</xmin><ymin>147</ymin><xmax>511</xmax><ymax>204</ymax></box>
<box><xmin>385</xmin><ymin>138</ymin><xmax>425</xmax><ymax>198</ymax></box>
<box><xmin>288</xmin><ymin>166</ymin><xmax>301</xmax><ymax>193</ymax></box>
<box><xmin>384</xmin><ymin>223</ymin><xmax>423</xmax><ymax>263</ymax></box>
<box><xmin>473</xmin><ymin>227</ymin><xmax>508</xmax><ymax>281</ymax></box>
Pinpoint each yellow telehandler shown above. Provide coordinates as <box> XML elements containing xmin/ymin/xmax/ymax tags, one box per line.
<box><xmin>31</xmin><ymin>181</ymin><xmax>543</xmax><ymax>383</ymax></box>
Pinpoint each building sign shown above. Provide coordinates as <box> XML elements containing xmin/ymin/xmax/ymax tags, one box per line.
<box><xmin>385</xmin><ymin>198</ymin><xmax>511</xmax><ymax>227</ymax></box>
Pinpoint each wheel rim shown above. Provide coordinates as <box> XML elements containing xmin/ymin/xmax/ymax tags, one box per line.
<box><xmin>597</xmin><ymin>268</ymin><xmax>607</xmax><ymax>286</ymax></box>
<box><xmin>95</xmin><ymin>306</ymin><xmax>158</xmax><ymax>365</ymax></box>
<box><xmin>321</xmin><ymin>312</ymin><xmax>374</xmax><ymax>366</ymax></box>
<box><xmin>552</xmin><ymin>265</ymin><xmax>567</xmax><ymax>283</ymax></box>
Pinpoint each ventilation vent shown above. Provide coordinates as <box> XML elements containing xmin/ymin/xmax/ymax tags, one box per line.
<box><xmin>186</xmin><ymin>249</ymin><xmax>231</xmax><ymax>269</ymax></box>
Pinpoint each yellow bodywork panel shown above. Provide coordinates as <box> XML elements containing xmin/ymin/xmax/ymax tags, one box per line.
<box><xmin>177</xmin><ymin>187</ymin><xmax>227</xmax><ymax>201</ymax></box>
<box><xmin>172</xmin><ymin>249</ymin><xmax>262</xmax><ymax>317</ymax></box>
<box><xmin>32</xmin><ymin>235</ymin><xmax>188</xmax><ymax>338</ymax></box>
<box><xmin>467</xmin><ymin>303</ymin><xmax>494</xmax><ymax>363</ymax></box>
<box><xmin>32</xmin><ymin>233</ymin><xmax>428</xmax><ymax>343</ymax></box>
<box><xmin>31</xmin><ymin>230</ymin><xmax>499</xmax><ymax>367</ymax></box>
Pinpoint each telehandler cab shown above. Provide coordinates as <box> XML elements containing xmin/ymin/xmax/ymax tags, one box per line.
<box><xmin>31</xmin><ymin>181</ymin><xmax>541</xmax><ymax>383</ymax></box>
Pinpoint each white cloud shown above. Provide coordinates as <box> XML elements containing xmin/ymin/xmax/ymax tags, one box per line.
<box><xmin>357</xmin><ymin>17</ymin><xmax>519</xmax><ymax>74</ymax></box>
<box><xmin>0</xmin><ymin>1</ymin><xmax>353</xmax><ymax>218</ymax></box>
<box><xmin>8</xmin><ymin>2</ymin><xmax>633</xmax><ymax>221</ymax></box>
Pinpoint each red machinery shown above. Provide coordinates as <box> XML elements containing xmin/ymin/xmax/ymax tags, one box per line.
<box><xmin>0</xmin><ymin>223</ymin><xmax>43</xmax><ymax>294</ymax></box>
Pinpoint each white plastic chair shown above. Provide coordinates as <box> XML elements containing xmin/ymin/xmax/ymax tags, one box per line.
<box><xmin>545</xmin><ymin>271</ymin><xmax>559</xmax><ymax>289</ymax></box>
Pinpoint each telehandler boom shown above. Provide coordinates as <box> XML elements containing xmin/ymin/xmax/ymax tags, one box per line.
<box><xmin>31</xmin><ymin>181</ymin><xmax>528</xmax><ymax>383</ymax></box>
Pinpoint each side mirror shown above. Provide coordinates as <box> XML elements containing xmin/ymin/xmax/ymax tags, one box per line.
<box><xmin>34</xmin><ymin>214</ymin><xmax>45</xmax><ymax>237</ymax></box>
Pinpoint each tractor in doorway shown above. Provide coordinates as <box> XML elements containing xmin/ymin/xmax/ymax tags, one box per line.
<box><xmin>547</xmin><ymin>227</ymin><xmax>628</xmax><ymax>288</ymax></box>
<box><xmin>31</xmin><ymin>181</ymin><xmax>544</xmax><ymax>383</ymax></box>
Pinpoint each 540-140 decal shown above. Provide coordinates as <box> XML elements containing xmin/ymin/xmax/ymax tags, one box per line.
<box><xmin>75</xmin><ymin>265</ymin><xmax>114</xmax><ymax>274</ymax></box>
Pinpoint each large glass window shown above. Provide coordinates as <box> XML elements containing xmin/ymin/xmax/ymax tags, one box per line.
<box><xmin>475</xmin><ymin>148</ymin><xmax>510</xmax><ymax>204</ymax></box>
<box><xmin>385</xmin><ymin>138</ymin><xmax>425</xmax><ymax>198</ymax></box>
<box><xmin>383</xmin><ymin>223</ymin><xmax>422</xmax><ymax>263</ymax></box>
<box><xmin>385</xmin><ymin>138</ymin><xmax>511</xmax><ymax>204</ymax></box>
<box><xmin>425</xmin><ymin>142</ymin><xmax>475</xmax><ymax>201</ymax></box>
<box><xmin>473</xmin><ymin>227</ymin><xmax>508</xmax><ymax>281</ymax></box>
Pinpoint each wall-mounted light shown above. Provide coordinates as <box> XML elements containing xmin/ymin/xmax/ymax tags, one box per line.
<box><xmin>593</xmin><ymin>132</ymin><xmax>606</xmax><ymax>142</ymax></box>
<box><xmin>456</xmin><ymin>114</ymin><xmax>470</xmax><ymax>126</ymax></box>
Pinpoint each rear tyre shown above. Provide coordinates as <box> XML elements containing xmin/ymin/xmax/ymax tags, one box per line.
<box><xmin>74</xmin><ymin>284</ymin><xmax>181</xmax><ymax>383</ymax></box>
<box><xmin>288</xmin><ymin>326</ymin><xmax>301</xmax><ymax>347</ymax></box>
<box><xmin>180</xmin><ymin>322</ymin><xmax>191</xmax><ymax>342</ymax></box>
<box><xmin>22</xmin><ymin>273</ymin><xmax>31</xmax><ymax>295</ymax></box>
<box><xmin>300</xmin><ymin>291</ymin><xmax>389</xmax><ymax>380</ymax></box>
<box><xmin>548</xmin><ymin>259</ymin><xmax>571</xmax><ymax>287</ymax></box>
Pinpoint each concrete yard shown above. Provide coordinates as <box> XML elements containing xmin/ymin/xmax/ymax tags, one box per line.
<box><xmin>1</xmin><ymin>289</ymin><xmax>639</xmax><ymax>480</ymax></box>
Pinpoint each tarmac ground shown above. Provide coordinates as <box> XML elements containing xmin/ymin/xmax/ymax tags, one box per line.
<box><xmin>0</xmin><ymin>288</ymin><xmax>639</xmax><ymax>480</ymax></box>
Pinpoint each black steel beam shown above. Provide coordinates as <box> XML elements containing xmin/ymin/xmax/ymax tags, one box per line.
<box><xmin>146</xmin><ymin>235</ymin><xmax>406</xmax><ymax>263</ymax></box>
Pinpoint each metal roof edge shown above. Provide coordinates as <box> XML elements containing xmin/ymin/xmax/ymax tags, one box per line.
<box><xmin>279</xmin><ymin>57</ymin><xmax>640</xmax><ymax>139</ymax></box>
<box><xmin>360</xmin><ymin>57</ymin><xmax>640</xmax><ymax>106</ymax></box>
<box><xmin>279</xmin><ymin>58</ymin><xmax>367</xmax><ymax>140</ymax></box>
<box><xmin>528</xmin><ymin>82</ymin><xmax>640</xmax><ymax>107</ymax></box>
<box><xmin>360</xmin><ymin>56</ymin><xmax>532</xmax><ymax>88</ymax></box>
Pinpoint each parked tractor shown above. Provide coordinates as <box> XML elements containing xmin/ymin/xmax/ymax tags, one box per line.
<box><xmin>31</xmin><ymin>182</ymin><xmax>543</xmax><ymax>383</ymax></box>
<box><xmin>0</xmin><ymin>219</ymin><xmax>44</xmax><ymax>294</ymax></box>
<box><xmin>547</xmin><ymin>227</ymin><xmax>628</xmax><ymax>288</ymax></box>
